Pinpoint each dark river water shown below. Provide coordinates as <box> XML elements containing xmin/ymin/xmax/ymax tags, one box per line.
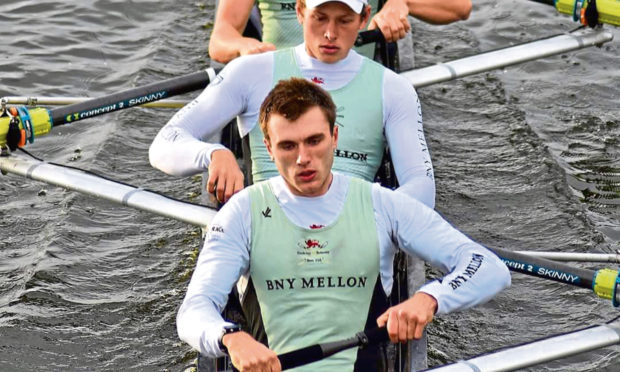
<box><xmin>0</xmin><ymin>0</ymin><xmax>618</xmax><ymax>371</ymax></box>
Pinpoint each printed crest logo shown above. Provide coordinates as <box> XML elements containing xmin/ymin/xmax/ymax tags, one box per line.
<box><xmin>311</xmin><ymin>76</ymin><xmax>325</xmax><ymax>85</ymax></box>
<box><xmin>298</xmin><ymin>239</ymin><xmax>328</xmax><ymax>250</ymax></box>
<box><xmin>309</xmin><ymin>224</ymin><xmax>324</xmax><ymax>230</ymax></box>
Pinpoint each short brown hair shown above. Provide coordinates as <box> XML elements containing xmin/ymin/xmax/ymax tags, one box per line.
<box><xmin>259</xmin><ymin>78</ymin><xmax>336</xmax><ymax>140</ymax></box>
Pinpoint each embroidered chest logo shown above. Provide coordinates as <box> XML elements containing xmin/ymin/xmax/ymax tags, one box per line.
<box><xmin>296</xmin><ymin>238</ymin><xmax>331</xmax><ymax>264</ymax></box>
<box><xmin>298</xmin><ymin>239</ymin><xmax>327</xmax><ymax>250</ymax></box>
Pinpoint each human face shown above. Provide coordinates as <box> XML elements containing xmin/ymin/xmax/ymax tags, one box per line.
<box><xmin>264</xmin><ymin>106</ymin><xmax>339</xmax><ymax>197</ymax></box>
<box><xmin>297</xmin><ymin>2</ymin><xmax>370</xmax><ymax>63</ymax></box>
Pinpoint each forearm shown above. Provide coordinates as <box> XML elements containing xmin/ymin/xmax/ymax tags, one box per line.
<box><xmin>375</xmin><ymin>188</ymin><xmax>510</xmax><ymax>314</ymax></box>
<box><xmin>395</xmin><ymin>176</ymin><xmax>435</xmax><ymax>209</ymax></box>
<box><xmin>405</xmin><ymin>0</ymin><xmax>472</xmax><ymax>24</ymax></box>
<box><xmin>384</xmin><ymin>73</ymin><xmax>435</xmax><ymax>208</ymax></box>
<box><xmin>150</xmin><ymin>61</ymin><xmax>251</xmax><ymax>176</ymax></box>
<box><xmin>149</xmin><ymin>125</ymin><xmax>225</xmax><ymax>176</ymax></box>
<box><xmin>209</xmin><ymin>0</ymin><xmax>273</xmax><ymax>63</ymax></box>
<box><xmin>418</xmin><ymin>242</ymin><xmax>511</xmax><ymax>314</ymax></box>
<box><xmin>209</xmin><ymin>25</ymin><xmax>248</xmax><ymax>64</ymax></box>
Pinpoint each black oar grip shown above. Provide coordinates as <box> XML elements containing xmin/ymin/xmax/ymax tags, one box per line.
<box><xmin>278</xmin><ymin>327</ymin><xmax>388</xmax><ymax>370</ymax></box>
<box><xmin>278</xmin><ymin>344</ymin><xmax>323</xmax><ymax>370</ymax></box>
<box><xmin>364</xmin><ymin>326</ymin><xmax>390</xmax><ymax>346</ymax></box>
<box><xmin>355</xmin><ymin>29</ymin><xmax>385</xmax><ymax>46</ymax></box>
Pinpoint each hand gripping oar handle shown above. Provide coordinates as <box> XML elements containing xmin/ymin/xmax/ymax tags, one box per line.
<box><xmin>490</xmin><ymin>246</ymin><xmax>620</xmax><ymax>306</ymax></box>
<box><xmin>278</xmin><ymin>327</ymin><xmax>389</xmax><ymax>370</ymax></box>
<box><xmin>355</xmin><ymin>29</ymin><xmax>386</xmax><ymax>47</ymax></box>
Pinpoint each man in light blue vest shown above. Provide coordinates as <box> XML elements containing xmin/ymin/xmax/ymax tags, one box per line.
<box><xmin>176</xmin><ymin>78</ymin><xmax>511</xmax><ymax>371</ymax></box>
<box><xmin>151</xmin><ymin>0</ymin><xmax>435</xmax><ymax>209</ymax></box>
<box><xmin>208</xmin><ymin>0</ymin><xmax>473</xmax><ymax>63</ymax></box>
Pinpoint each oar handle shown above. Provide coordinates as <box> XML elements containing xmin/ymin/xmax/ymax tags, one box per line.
<box><xmin>355</xmin><ymin>29</ymin><xmax>385</xmax><ymax>47</ymax></box>
<box><xmin>278</xmin><ymin>327</ymin><xmax>388</xmax><ymax>370</ymax></box>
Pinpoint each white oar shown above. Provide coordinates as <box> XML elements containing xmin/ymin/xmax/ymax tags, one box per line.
<box><xmin>403</xmin><ymin>27</ymin><xmax>613</xmax><ymax>88</ymax></box>
<box><xmin>425</xmin><ymin>320</ymin><xmax>620</xmax><ymax>371</ymax></box>
<box><xmin>0</xmin><ymin>153</ymin><xmax>215</xmax><ymax>228</ymax></box>
<box><xmin>516</xmin><ymin>250</ymin><xmax>620</xmax><ymax>263</ymax></box>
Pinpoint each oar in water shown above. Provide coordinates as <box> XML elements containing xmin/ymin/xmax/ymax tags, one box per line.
<box><xmin>0</xmin><ymin>68</ymin><xmax>219</xmax><ymax>150</ymax></box>
<box><xmin>530</xmin><ymin>0</ymin><xmax>620</xmax><ymax>27</ymax></box>
<box><xmin>490</xmin><ymin>246</ymin><xmax>620</xmax><ymax>306</ymax></box>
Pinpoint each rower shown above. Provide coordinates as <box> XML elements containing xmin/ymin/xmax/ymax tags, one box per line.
<box><xmin>151</xmin><ymin>2</ymin><xmax>435</xmax><ymax>370</ymax></box>
<box><xmin>176</xmin><ymin>77</ymin><xmax>511</xmax><ymax>372</ymax></box>
<box><xmin>208</xmin><ymin>0</ymin><xmax>472</xmax><ymax>64</ymax></box>
<box><xmin>150</xmin><ymin>0</ymin><xmax>435</xmax><ymax>209</ymax></box>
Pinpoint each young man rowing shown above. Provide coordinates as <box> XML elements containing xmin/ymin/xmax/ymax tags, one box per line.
<box><xmin>209</xmin><ymin>0</ymin><xmax>472</xmax><ymax>63</ymax></box>
<box><xmin>150</xmin><ymin>0</ymin><xmax>435</xmax><ymax>208</ymax></box>
<box><xmin>176</xmin><ymin>78</ymin><xmax>510</xmax><ymax>371</ymax></box>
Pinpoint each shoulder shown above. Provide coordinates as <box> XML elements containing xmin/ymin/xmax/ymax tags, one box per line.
<box><xmin>214</xmin><ymin>188</ymin><xmax>251</xmax><ymax>223</ymax></box>
<box><xmin>382</xmin><ymin>69</ymin><xmax>416</xmax><ymax>94</ymax></box>
<box><xmin>219</xmin><ymin>51</ymin><xmax>275</xmax><ymax>79</ymax></box>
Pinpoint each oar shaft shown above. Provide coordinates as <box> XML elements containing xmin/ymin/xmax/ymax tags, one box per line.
<box><xmin>2</xmin><ymin>96</ymin><xmax>188</xmax><ymax>109</ymax></box>
<box><xmin>490</xmin><ymin>247</ymin><xmax>620</xmax><ymax>306</ymax></box>
<box><xmin>491</xmin><ymin>247</ymin><xmax>595</xmax><ymax>288</ymax></box>
<box><xmin>49</xmin><ymin>69</ymin><xmax>216</xmax><ymax>126</ymax></box>
<box><xmin>425</xmin><ymin>321</ymin><xmax>620</xmax><ymax>371</ymax></box>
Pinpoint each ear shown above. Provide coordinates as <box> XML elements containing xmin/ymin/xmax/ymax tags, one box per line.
<box><xmin>332</xmin><ymin>125</ymin><xmax>339</xmax><ymax>150</ymax></box>
<box><xmin>359</xmin><ymin>5</ymin><xmax>371</xmax><ymax>30</ymax></box>
<box><xmin>296</xmin><ymin>4</ymin><xmax>305</xmax><ymax>25</ymax></box>
<box><xmin>264</xmin><ymin>137</ymin><xmax>275</xmax><ymax>161</ymax></box>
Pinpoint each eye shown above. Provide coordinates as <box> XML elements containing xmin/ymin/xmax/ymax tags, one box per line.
<box><xmin>279</xmin><ymin>142</ymin><xmax>296</xmax><ymax>151</ymax></box>
<box><xmin>307</xmin><ymin>135</ymin><xmax>323</xmax><ymax>146</ymax></box>
<box><xmin>313</xmin><ymin>14</ymin><xmax>327</xmax><ymax>22</ymax></box>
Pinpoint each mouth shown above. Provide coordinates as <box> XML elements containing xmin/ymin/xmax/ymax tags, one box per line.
<box><xmin>319</xmin><ymin>44</ymin><xmax>340</xmax><ymax>55</ymax></box>
<box><xmin>297</xmin><ymin>170</ymin><xmax>317</xmax><ymax>182</ymax></box>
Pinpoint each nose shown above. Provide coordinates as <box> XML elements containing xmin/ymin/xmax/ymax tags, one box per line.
<box><xmin>296</xmin><ymin>145</ymin><xmax>310</xmax><ymax>166</ymax></box>
<box><xmin>324</xmin><ymin>21</ymin><xmax>337</xmax><ymax>41</ymax></box>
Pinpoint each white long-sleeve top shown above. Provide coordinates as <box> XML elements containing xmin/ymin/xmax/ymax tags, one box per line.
<box><xmin>149</xmin><ymin>44</ymin><xmax>435</xmax><ymax>208</ymax></box>
<box><xmin>177</xmin><ymin>173</ymin><xmax>511</xmax><ymax>356</ymax></box>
